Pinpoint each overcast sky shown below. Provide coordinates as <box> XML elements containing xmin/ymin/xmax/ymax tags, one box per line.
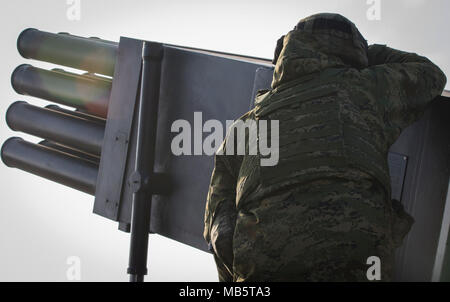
<box><xmin>0</xmin><ymin>0</ymin><xmax>448</xmax><ymax>281</ymax></box>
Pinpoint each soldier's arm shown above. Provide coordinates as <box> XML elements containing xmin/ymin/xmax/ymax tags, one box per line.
<box><xmin>367</xmin><ymin>44</ymin><xmax>447</xmax><ymax>138</ymax></box>
<box><xmin>204</xmin><ymin>148</ymin><xmax>238</xmax><ymax>282</ymax></box>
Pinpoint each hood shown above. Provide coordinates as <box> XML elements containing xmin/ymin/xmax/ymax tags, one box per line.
<box><xmin>272</xmin><ymin>13</ymin><xmax>369</xmax><ymax>89</ymax></box>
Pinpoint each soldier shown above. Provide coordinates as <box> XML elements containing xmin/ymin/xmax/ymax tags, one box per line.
<box><xmin>204</xmin><ymin>13</ymin><xmax>447</xmax><ymax>281</ymax></box>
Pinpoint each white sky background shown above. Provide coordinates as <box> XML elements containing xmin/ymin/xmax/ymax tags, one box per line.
<box><xmin>0</xmin><ymin>0</ymin><xmax>448</xmax><ymax>281</ymax></box>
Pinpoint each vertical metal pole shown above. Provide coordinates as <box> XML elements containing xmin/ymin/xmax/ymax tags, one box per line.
<box><xmin>127</xmin><ymin>42</ymin><xmax>163</xmax><ymax>282</ymax></box>
<box><xmin>432</xmin><ymin>178</ymin><xmax>450</xmax><ymax>281</ymax></box>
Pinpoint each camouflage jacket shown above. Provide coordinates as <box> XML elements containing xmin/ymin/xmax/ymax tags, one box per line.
<box><xmin>204</xmin><ymin>19</ymin><xmax>447</xmax><ymax>280</ymax></box>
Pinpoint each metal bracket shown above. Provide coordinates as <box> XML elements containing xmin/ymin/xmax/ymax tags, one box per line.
<box><xmin>93</xmin><ymin>37</ymin><xmax>144</xmax><ymax>220</ymax></box>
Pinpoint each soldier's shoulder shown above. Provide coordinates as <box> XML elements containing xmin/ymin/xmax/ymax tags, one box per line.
<box><xmin>234</xmin><ymin>110</ymin><xmax>256</xmax><ymax>123</ymax></box>
<box><xmin>368</xmin><ymin>44</ymin><xmax>387</xmax><ymax>49</ymax></box>
<box><xmin>256</xmin><ymin>89</ymin><xmax>271</xmax><ymax>97</ymax></box>
<box><xmin>254</xmin><ymin>89</ymin><xmax>272</xmax><ymax>106</ymax></box>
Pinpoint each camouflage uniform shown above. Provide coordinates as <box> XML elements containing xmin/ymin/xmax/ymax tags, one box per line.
<box><xmin>204</xmin><ymin>13</ymin><xmax>447</xmax><ymax>282</ymax></box>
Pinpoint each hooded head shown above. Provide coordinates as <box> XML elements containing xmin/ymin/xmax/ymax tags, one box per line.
<box><xmin>272</xmin><ymin>13</ymin><xmax>368</xmax><ymax>88</ymax></box>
